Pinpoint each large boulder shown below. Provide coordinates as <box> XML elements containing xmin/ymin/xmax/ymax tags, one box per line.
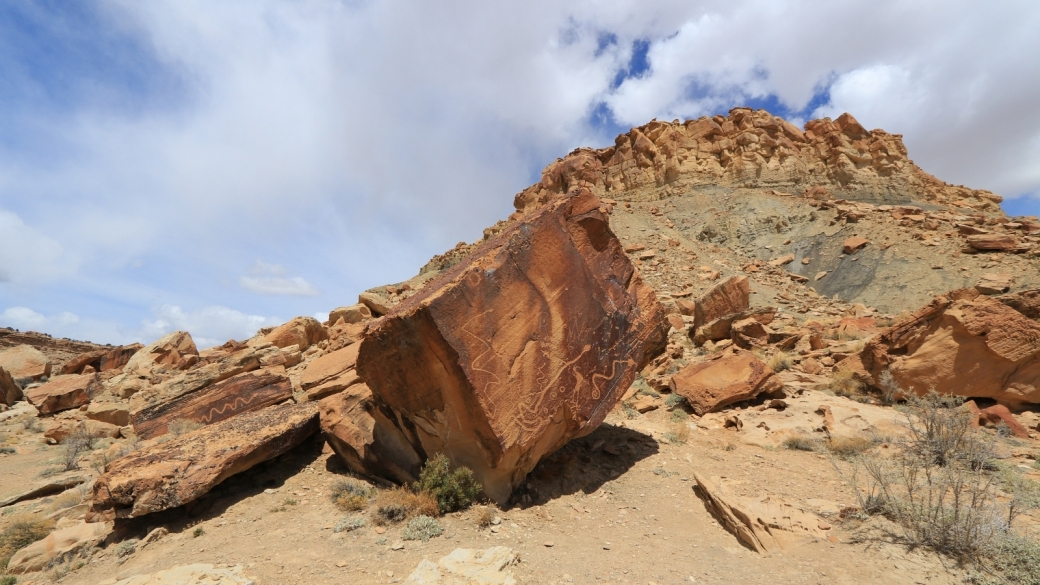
<box><xmin>88</xmin><ymin>402</ymin><xmax>319</xmax><ymax>520</ymax></box>
<box><xmin>25</xmin><ymin>374</ymin><xmax>101</xmax><ymax>415</ymax></box>
<box><xmin>5</xmin><ymin>521</ymin><xmax>111</xmax><ymax>574</ymax></box>
<box><xmin>319</xmin><ymin>383</ymin><xmax>424</xmax><ymax>485</ymax></box>
<box><xmin>62</xmin><ymin>344</ymin><xmax>142</xmax><ymax>375</ymax></box>
<box><xmin>263</xmin><ymin>316</ymin><xmax>328</xmax><ymax>351</ymax></box>
<box><xmin>0</xmin><ymin>344</ymin><xmax>51</xmax><ymax>381</ymax></box>
<box><xmin>669</xmin><ymin>349</ymin><xmax>783</xmax><ymax>415</ymax></box>
<box><xmin>300</xmin><ymin>344</ymin><xmax>363</xmax><ymax>401</ymax></box>
<box><xmin>692</xmin><ymin>307</ymin><xmax>776</xmax><ymax>346</ymax></box>
<box><xmin>692</xmin><ymin>275</ymin><xmax>751</xmax><ymax>330</ymax></box>
<box><xmin>0</xmin><ymin>366</ymin><xmax>22</xmax><ymax>405</ymax></box>
<box><xmin>997</xmin><ymin>289</ymin><xmax>1040</xmax><ymax>320</ymax></box>
<box><xmin>357</xmin><ymin>189</ymin><xmax>667</xmax><ymax>503</ymax></box>
<box><xmin>858</xmin><ymin>289</ymin><xmax>1040</xmax><ymax>407</ymax></box>
<box><xmin>124</xmin><ymin>331</ymin><xmax>199</xmax><ymax>375</ymax></box>
<box><xmin>131</xmin><ymin>368</ymin><xmax>293</xmax><ymax>440</ymax></box>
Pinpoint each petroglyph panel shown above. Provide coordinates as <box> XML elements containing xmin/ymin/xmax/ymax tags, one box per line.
<box><xmin>131</xmin><ymin>369</ymin><xmax>292</xmax><ymax>439</ymax></box>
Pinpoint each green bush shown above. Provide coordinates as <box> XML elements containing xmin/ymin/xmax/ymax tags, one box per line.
<box><xmin>1</xmin><ymin>575</ymin><xmax>16</xmax><ymax>585</ymax></box>
<box><xmin>414</xmin><ymin>454</ymin><xmax>482</xmax><ymax>514</ymax></box>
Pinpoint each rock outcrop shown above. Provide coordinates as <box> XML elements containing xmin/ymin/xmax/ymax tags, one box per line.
<box><xmin>262</xmin><ymin>316</ymin><xmax>327</xmax><ymax>351</ymax></box>
<box><xmin>61</xmin><ymin>344</ymin><xmax>141</xmax><ymax>375</ymax></box>
<box><xmin>88</xmin><ymin>402</ymin><xmax>319</xmax><ymax>520</ymax></box>
<box><xmin>0</xmin><ymin>344</ymin><xmax>52</xmax><ymax>381</ymax></box>
<box><xmin>857</xmin><ymin>289</ymin><xmax>1040</xmax><ymax>407</ymax></box>
<box><xmin>669</xmin><ymin>350</ymin><xmax>783</xmax><ymax>415</ymax></box>
<box><xmin>124</xmin><ymin>331</ymin><xmax>199</xmax><ymax>375</ymax></box>
<box><xmin>357</xmin><ymin>189</ymin><xmax>667</xmax><ymax>503</ymax></box>
<box><xmin>5</xmin><ymin>521</ymin><xmax>111</xmax><ymax>574</ymax></box>
<box><xmin>691</xmin><ymin>275</ymin><xmax>751</xmax><ymax>330</ymax></box>
<box><xmin>0</xmin><ymin>366</ymin><xmax>22</xmax><ymax>405</ymax></box>
<box><xmin>300</xmin><ymin>344</ymin><xmax>363</xmax><ymax>401</ymax></box>
<box><xmin>513</xmin><ymin>110</ymin><xmax>1004</xmax><ymax>215</ymax></box>
<box><xmin>26</xmin><ymin>374</ymin><xmax>101</xmax><ymax>415</ymax></box>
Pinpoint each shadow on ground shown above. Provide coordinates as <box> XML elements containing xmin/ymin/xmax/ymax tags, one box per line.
<box><xmin>511</xmin><ymin>423</ymin><xmax>658</xmax><ymax>509</ymax></box>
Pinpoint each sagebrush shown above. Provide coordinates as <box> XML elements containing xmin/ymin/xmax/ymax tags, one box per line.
<box><xmin>414</xmin><ymin>454</ymin><xmax>482</xmax><ymax>514</ymax></box>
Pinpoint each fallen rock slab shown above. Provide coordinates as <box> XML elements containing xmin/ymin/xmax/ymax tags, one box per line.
<box><xmin>966</xmin><ymin>233</ymin><xmax>1022</xmax><ymax>252</ymax></box>
<box><xmin>405</xmin><ymin>547</ymin><xmax>519</xmax><ymax>585</ymax></box>
<box><xmin>693</xmin><ymin>473</ymin><xmax>827</xmax><ymax>554</ymax></box>
<box><xmin>87</xmin><ymin>402</ymin><xmax>319</xmax><ymax>520</ymax></box>
<box><xmin>357</xmin><ymin>189</ymin><xmax>667</xmax><ymax>503</ymax></box>
<box><xmin>997</xmin><ymin>289</ymin><xmax>1040</xmax><ymax>319</ymax></box>
<box><xmin>692</xmin><ymin>275</ymin><xmax>750</xmax><ymax>330</ymax></box>
<box><xmin>692</xmin><ymin>307</ymin><xmax>776</xmax><ymax>345</ymax></box>
<box><xmin>85</xmin><ymin>402</ymin><xmax>131</xmax><ymax>427</ymax></box>
<box><xmin>0</xmin><ymin>344</ymin><xmax>51</xmax><ymax>381</ymax></box>
<box><xmin>319</xmin><ymin>383</ymin><xmax>423</xmax><ymax>485</ymax></box>
<box><xmin>131</xmin><ymin>368</ymin><xmax>292</xmax><ymax>440</ymax></box>
<box><xmin>0</xmin><ymin>474</ymin><xmax>89</xmax><ymax>508</ymax></box>
<box><xmin>329</xmin><ymin>303</ymin><xmax>372</xmax><ymax>325</ymax></box>
<box><xmin>301</xmin><ymin>344</ymin><xmax>362</xmax><ymax>401</ymax></box>
<box><xmin>0</xmin><ymin>365</ymin><xmax>22</xmax><ymax>405</ymax></box>
<box><xmin>26</xmin><ymin>374</ymin><xmax>101</xmax><ymax>415</ymax></box>
<box><xmin>103</xmin><ymin>564</ymin><xmax>256</xmax><ymax>585</ymax></box>
<box><xmin>859</xmin><ymin>289</ymin><xmax>1040</xmax><ymax>407</ymax></box>
<box><xmin>669</xmin><ymin>350</ymin><xmax>783</xmax><ymax>415</ymax></box>
<box><xmin>976</xmin><ymin>273</ymin><xmax>1013</xmax><ymax>295</ymax></box>
<box><xmin>5</xmin><ymin>521</ymin><xmax>111</xmax><ymax>574</ymax></box>
<box><xmin>842</xmin><ymin>236</ymin><xmax>869</xmax><ymax>254</ymax></box>
<box><xmin>44</xmin><ymin>419</ymin><xmax>122</xmax><ymax>444</ymax></box>
<box><xmin>62</xmin><ymin>344</ymin><xmax>141</xmax><ymax>375</ymax></box>
<box><xmin>263</xmin><ymin>316</ymin><xmax>327</xmax><ymax>351</ymax></box>
<box><xmin>124</xmin><ymin>331</ymin><xmax>198</xmax><ymax>375</ymax></box>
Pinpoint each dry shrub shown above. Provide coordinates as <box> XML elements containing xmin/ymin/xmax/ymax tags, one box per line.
<box><xmin>168</xmin><ymin>419</ymin><xmax>204</xmax><ymax>437</ymax></box>
<box><xmin>476</xmin><ymin>506</ymin><xmax>496</xmax><ymax>528</ymax></box>
<box><xmin>828</xmin><ymin>369</ymin><xmax>864</xmax><ymax>398</ymax></box>
<box><xmin>329</xmin><ymin>478</ymin><xmax>372</xmax><ymax>512</ymax></box>
<box><xmin>767</xmin><ymin>352</ymin><xmax>793</xmax><ymax>372</ymax></box>
<box><xmin>414</xmin><ymin>454</ymin><xmax>482</xmax><ymax>514</ymax></box>
<box><xmin>783</xmin><ymin>435</ymin><xmax>820</xmax><ymax>452</ymax></box>
<box><xmin>0</xmin><ymin>514</ymin><xmax>55</xmax><ymax>569</ymax></box>
<box><xmin>371</xmin><ymin>488</ymin><xmax>439</xmax><ymax>526</ymax></box>
<box><xmin>47</xmin><ymin>484</ymin><xmax>88</xmax><ymax>512</ymax></box>
<box><xmin>827</xmin><ymin>435</ymin><xmax>873</xmax><ymax>459</ymax></box>
<box><xmin>662</xmin><ymin>423</ymin><xmax>690</xmax><ymax>445</ymax></box>
<box><xmin>401</xmin><ymin>515</ymin><xmax>444</xmax><ymax>542</ymax></box>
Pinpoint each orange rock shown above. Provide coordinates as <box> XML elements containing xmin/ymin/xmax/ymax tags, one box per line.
<box><xmin>966</xmin><ymin>233</ymin><xmax>1023</xmax><ymax>252</ymax></box>
<box><xmin>669</xmin><ymin>350</ymin><xmax>783</xmax><ymax>415</ymax></box>
<box><xmin>62</xmin><ymin>344</ymin><xmax>141</xmax><ymax>375</ymax></box>
<box><xmin>44</xmin><ymin>418</ymin><xmax>122</xmax><ymax>444</ymax></box>
<box><xmin>859</xmin><ymin>292</ymin><xmax>1040</xmax><ymax>407</ymax></box>
<box><xmin>996</xmin><ymin>289</ymin><xmax>1040</xmax><ymax>319</ymax></box>
<box><xmin>975</xmin><ymin>273</ymin><xmax>1013</xmax><ymax>295</ymax></box>
<box><xmin>692</xmin><ymin>275</ymin><xmax>751</xmax><ymax>330</ymax></box>
<box><xmin>124</xmin><ymin>331</ymin><xmax>198</xmax><ymax>374</ymax></box>
<box><xmin>666</xmin><ymin>313</ymin><xmax>685</xmax><ymax>331</ymax></box>
<box><xmin>0</xmin><ymin>366</ymin><xmax>21</xmax><ymax>405</ymax></box>
<box><xmin>976</xmin><ymin>404</ymin><xmax>1030</xmax><ymax>438</ymax></box>
<box><xmin>327</xmin><ymin>321</ymin><xmax>366</xmax><ymax>352</ymax></box>
<box><xmin>26</xmin><ymin>374</ymin><xmax>100</xmax><ymax>415</ymax></box>
<box><xmin>357</xmin><ymin>189</ymin><xmax>667</xmax><ymax>503</ymax></box>
<box><xmin>0</xmin><ymin>344</ymin><xmax>52</xmax><ymax>381</ymax></box>
<box><xmin>842</xmin><ymin>237</ymin><xmax>869</xmax><ymax>254</ymax></box>
<box><xmin>692</xmin><ymin>307</ymin><xmax>776</xmax><ymax>346</ymax></box>
<box><xmin>264</xmin><ymin>316</ymin><xmax>328</xmax><ymax>351</ymax></box>
<box><xmin>328</xmin><ymin>303</ymin><xmax>372</xmax><ymax>325</ymax></box>
<box><xmin>300</xmin><ymin>344</ymin><xmax>363</xmax><ymax>401</ymax></box>
<box><xmin>768</xmin><ymin>253</ymin><xmax>795</xmax><ymax>267</ymax></box>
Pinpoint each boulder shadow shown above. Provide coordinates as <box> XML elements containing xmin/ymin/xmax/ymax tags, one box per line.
<box><xmin>509</xmin><ymin>423</ymin><xmax>658</xmax><ymax>509</ymax></box>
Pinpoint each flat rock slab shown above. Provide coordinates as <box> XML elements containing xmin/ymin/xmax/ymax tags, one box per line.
<box><xmin>6</xmin><ymin>521</ymin><xmax>111</xmax><ymax>574</ymax></box>
<box><xmin>670</xmin><ymin>349</ymin><xmax>782</xmax><ymax>415</ymax></box>
<box><xmin>693</xmin><ymin>276</ymin><xmax>750</xmax><ymax>330</ymax></box>
<box><xmin>0</xmin><ymin>365</ymin><xmax>22</xmax><ymax>405</ymax></box>
<box><xmin>103</xmin><ymin>564</ymin><xmax>256</xmax><ymax>585</ymax></box>
<box><xmin>0</xmin><ymin>474</ymin><xmax>89</xmax><ymax>508</ymax></box>
<box><xmin>301</xmin><ymin>344</ymin><xmax>362</xmax><ymax>401</ymax></box>
<box><xmin>88</xmin><ymin>402</ymin><xmax>319</xmax><ymax>520</ymax></box>
<box><xmin>131</xmin><ymin>369</ymin><xmax>292</xmax><ymax>439</ymax></box>
<box><xmin>358</xmin><ymin>189</ymin><xmax>667</xmax><ymax>503</ymax></box>
<box><xmin>405</xmin><ymin>547</ymin><xmax>519</xmax><ymax>584</ymax></box>
<box><xmin>26</xmin><ymin>373</ymin><xmax>101</xmax><ymax>415</ymax></box>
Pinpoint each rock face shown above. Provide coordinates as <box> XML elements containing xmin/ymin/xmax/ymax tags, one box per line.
<box><xmin>858</xmin><ymin>289</ymin><xmax>1040</xmax><ymax>407</ymax></box>
<box><xmin>669</xmin><ymin>350</ymin><xmax>783</xmax><ymax>415</ymax></box>
<box><xmin>0</xmin><ymin>344</ymin><xmax>52</xmax><ymax>381</ymax></box>
<box><xmin>513</xmin><ymin>109</ymin><xmax>1004</xmax><ymax>215</ymax></box>
<box><xmin>692</xmin><ymin>275</ymin><xmax>750</xmax><ymax>330</ymax></box>
<box><xmin>5</xmin><ymin>521</ymin><xmax>111</xmax><ymax>574</ymax></box>
<box><xmin>124</xmin><ymin>331</ymin><xmax>199</xmax><ymax>375</ymax></box>
<box><xmin>62</xmin><ymin>344</ymin><xmax>141</xmax><ymax>375</ymax></box>
<box><xmin>300</xmin><ymin>344</ymin><xmax>363</xmax><ymax>401</ymax></box>
<box><xmin>357</xmin><ymin>189</ymin><xmax>667</xmax><ymax>503</ymax></box>
<box><xmin>88</xmin><ymin>402</ymin><xmax>319</xmax><ymax>520</ymax></box>
<box><xmin>0</xmin><ymin>366</ymin><xmax>22</xmax><ymax>405</ymax></box>
<box><xmin>131</xmin><ymin>369</ymin><xmax>293</xmax><ymax>440</ymax></box>
<box><xmin>263</xmin><ymin>316</ymin><xmax>327</xmax><ymax>351</ymax></box>
<box><xmin>997</xmin><ymin>289</ymin><xmax>1040</xmax><ymax>320</ymax></box>
<box><xmin>692</xmin><ymin>307</ymin><xmax>776</xmax><ymax>346</ymax></box>
<box><xmin>26</xmin><ymin>374</ymin><xmax>101</xmax><ymax>415</ymax></box>
<box><xmin>405</xmin><ymin>547</ymin><xmax>519</xmax><ymax>585</ymax></box>
<box><xmin>319</xmin><ymin>384</ymin><xmax>424</xmax><ymax>485</ymax></box>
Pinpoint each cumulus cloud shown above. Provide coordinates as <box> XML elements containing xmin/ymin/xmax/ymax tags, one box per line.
<box><xmin>139</xmin><ymin>304</ymin><xmax>282</xmax><ymax>348</ymax></box>
<box><xmin>0</xmin><ymin>1</ymin><xmax>1038</xmax><ymax>345</ymax></box>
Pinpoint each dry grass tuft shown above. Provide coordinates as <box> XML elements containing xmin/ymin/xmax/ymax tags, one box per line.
<box><xmin>828</xmin><ymin>369</ymin><xmax>865</xmax><ymax>398</ymax></box>
<box><xmin>371</xmin><ymin>488</ymin><xmax>439</xmax><ymax>526</ymax></box>
<box><xmin>767</xmin><ymin>352</ymin><xmax>793</xmax><ymax>372</ymax></box>
<box><xmin>329</xmin><ymin>478</ymin><xmax>372</xmax><ymax>512</ymax></box>
<box><xmin>827</xmin><ymin>435</ymin><xmax>873</xmax><ymax>459</ymax></box>
<box><xmin>168</xmin><ymin>419</ymin><xmax>205</xmax><ymax>437</ymax></box>
<box><xmin>0</xmin><ymin>514</ymin><xmax>55</xmax><ymax>570</ymax></box>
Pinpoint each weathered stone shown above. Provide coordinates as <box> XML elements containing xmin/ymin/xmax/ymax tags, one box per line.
<box><xmin>731</xmin><ymin>317</ymin><xmax>770</xmax><ymax>348</ymax></box>
<box><xmin>329</xmin><ymin>303</ymin><xmax>372</xmax><ymax>325</ymax></box>
<box><xmin>405</xmin><ymin>547</ymin><xmax>519</xmax><ymax>585</ymax></box>
<box><xmin>997</xmin><ymin>289</ymin><xmax>1040</xmax><ymax>319</ymax></box>
<box><xmin>327</xmin><ymin>321</ymin><xmax>366</xmax><ymax>352</ymax></box>
<box><xmin>264</xmin><ymin>316</ymin><xmax>328</xmax><ymax>351</ymax></box>
<box><xmin>976</xmin><ymin>273</ymin><xmax>1013</xmax><ymax>295</ymax></box>
<box><xmin>692</xmin><ymin>275</ymin><xmax>751</xmax><ymax>330</ymax></box>
<box><xmin>124</xmin><ymin>331</ymin><xmax>198</xmax><ymax>375</ymax></box>
<box><xmin>0</xmin><ymin>365</ymin><xmax>22</xmax><ymax>405</ymax></box>
<box><xmin>357</xmin><ymin>189</ymin><xmax>667</xmax><ymax>503</ymax></box>
<box><xmin>88</xmin><ymin>402</ymin><xmax>319</xmax><ymax>520</ymax></box>
<box><xmin>44</xmin><ymin>418</ymin><xmax>122</xmax><ymax>444</ymax></box>
<box><xmin>0</xmin><ymin>344</ymin><xmax>51</xmax><ymax>381</ymax></box>
<box><xmin>842</xmin><ymin>237</ymin><xmax>869</xmax><ymax>254</ymax></box>
<box><xmin>359</xmin><ymin>291</ymin><xmax>394</xmax><ymax>316</ymax></box>
<box><xmin>966</xmin><ymin>233</ymin><xmax>1022</xmax><ymax>251</ymax></box>
<box><xmin>26</xmin><ymin>374</ymin><xmax>101</xmax><ymax>415</ymax></box>
<box><xmin>85</xmin><ymin>402</ymin><xmax>129</xmax><ymax>426</ymax></box>
<box><xmin>965</xmin><ymin>402</ymin><xmax>1030</xmax><ymax>438</ymax></box>
<box><xmin>131</xmin><ymin>369</ymin><xmax>293</xmax><ymax>440</ymax></box>
<box><xmin>692</xmin><ymin>307</ymin><xmax>776</xmax><ymax>345</ymax></box>
<box><xmin>669</xmin><ymin>350</ymin><xmax>783</xmax><ymax>415</ymax></box>
<box><xmin>0</xmin><ymin>474</ymin><xmax>88</xmax><ymax>508</ymax></box>
<box><xmin>5</xmin><ymin>521</ymin><xmax>111</xmax><ymax>574</ymax></box>
<box><xmin>768</xmin><ymin>253</ymin><xmax>795</xmax><ymax>267</ymax></box>
<box><xmin>62</xmin><ymin>344</ymin><xmax>142</xmax><ymax>375</ymax></box>
<box><xmin>859</xmin><ymin>291</ymin><xmax>1040</xmax><ymax>407</ymax></box>
<box><xmin>301</xmin><ymin>344</ymin><xmax>363</xmax><ymax>401</ymax></box>
<box><xmin>319</xmin><ymin>384</ymin><xmax>423</xmax><ymax>485</ymax></box>
<box><xmin>107</xmin><ymin>564</ymin><xmax>256</xmax><ymax>585</ymax></box>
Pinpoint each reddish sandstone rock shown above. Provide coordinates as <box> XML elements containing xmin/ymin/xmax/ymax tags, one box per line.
<box><xmin>85</xmin><ymin>402</ymin><xmax>131</xmax><ymax>427</ymax></box>
<box><xmin>301</xmin><ymin>344</ymin><xmax>363</xmax><ymax>401</ymax></box>
<box><xmin>970</xmin><ymin>403</ymin><xmax>1030</xmax><ymax>438</ymax></box>
<box><xmin>26</xmin><ymin>374</ymin><xmax>101</xmax><ymax>415</ymax></box>
<box><xmin>0</xmin><ymin>345</ymin><xmax>52</xmax><ymax>381</ymax></box>
<box><xmin>966</xmin><ymin>233</ymin><xmax>1025</xmax><ymax>252</ymax></box>
<box><xmin>692</xmin><ymin>275</ymin><xmax>751</xmax><ymax>330</ymax></box>
<box><xmin>88</xmin><ymin>402</ymin><xmax>319</xmax><ymax>520</ymax></box>
<box><xmin>62</xmin><ymin>344</ymin><xmax>142</xmax><ymax>375</ymax></box>
<box><xmin>692</xmin><ymin>307</ymin><xmax>776</xmax><ymax>345</ymax></box>
<box><xmin>842</xmin><ymin>237</ymin><xmax>869</xmax><ymax>254</ymax></box>
<box><xmin>357</xmin><ymin>189</ymin><xmax>667</xmax><ymax>503</ymax></box>
<box><xmin>264</xmin><ymin>316</ymin><xmax>328</xmax><ymax>351</ymax></box>
<box><xmin>859</xmin><ymin>291</ymin><xmax>1040</xmax><ymax>407</ymax></box>
<box><xmin>329</xmin><ymin>304</ymin><xmax>372</xmax><ymax>325</ymax></box>
<box><xmin>124</xmin><ymin>331</ymin><xmax>199</xmax><ymax>374</ymax></box>
<box><xmin>669</xmin><ymin>350</ymin><xmax>783</xmax><ymax>415</ymax></box>
<box><xmin>0</xmin><ymin>366</ymin><xmax>22</xmax><ymax>405</ymax></box>
<box><xmin>975</xmin><ymin>274</ymin><xmax>1013</xmax><ymax>295</ymax></box>
<box><xmin>319</xmin><ymin>384</ymin><xmax>423</xmax><ymax>485</ymax></box>
<box><xmin>996</xmin><ymin>289</ymin><xmax>1040</xmax><ymax>319</ymax></box>
<box><xmin>44</xmin><ymin>418</ymin><xmax>122</xmax><ymax>444</ymax></box>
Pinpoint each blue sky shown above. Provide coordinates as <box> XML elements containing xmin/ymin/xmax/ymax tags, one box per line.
<box><xmin>1</xmin><ymin>1</ymin><xmax>1038</xmax><ymax>347</ymax></box>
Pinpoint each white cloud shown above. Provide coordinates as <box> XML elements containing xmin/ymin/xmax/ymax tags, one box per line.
<box><xmin>238</xmin><ymin>261</ymin><xmax>319</xmax><ymax>296</ymax></box>
<box><xmin>0</xmin><ymin>210</ymin><xmax>76</xmax><ymax>285</ymax></box>
<box><xmin>139</xmin><ymin>304</ymin><xmax>282</xmax><ymax>348</ymax></box>
<box><xmin>0</xmin><ymin>307</ymin><xmax>79</xmax><ymax>330</ymax></box>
